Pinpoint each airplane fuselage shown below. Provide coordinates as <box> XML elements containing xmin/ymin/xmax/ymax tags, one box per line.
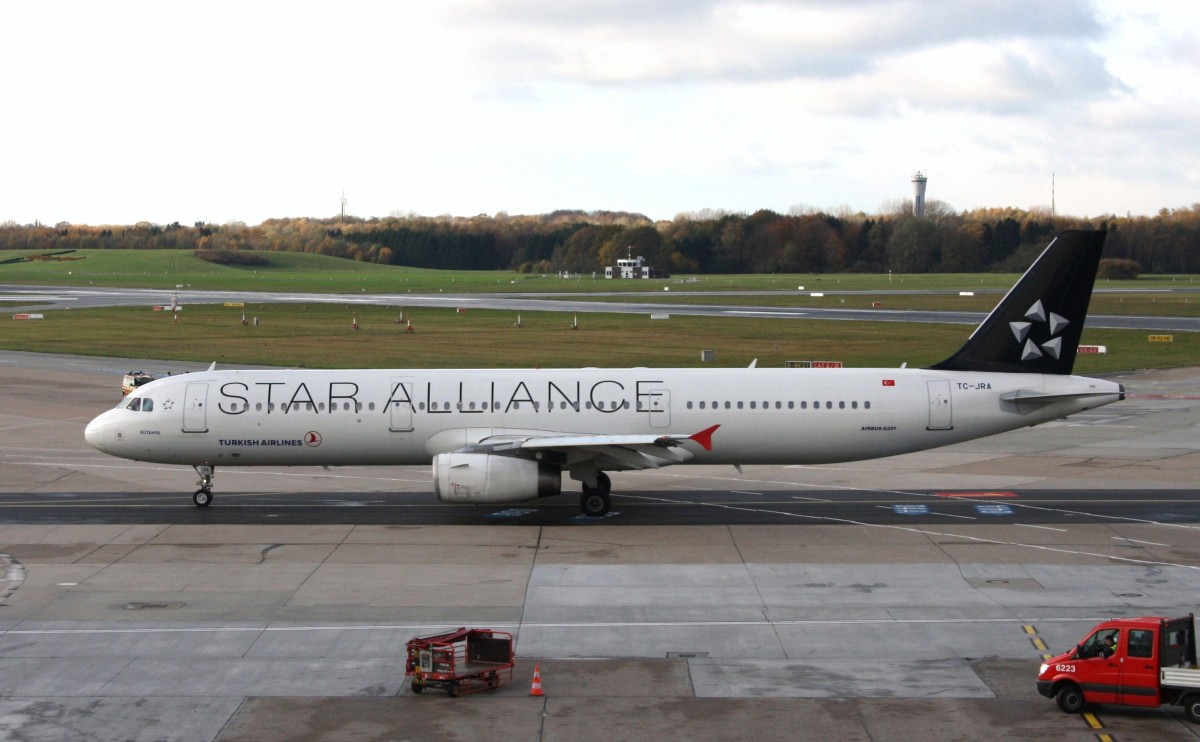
<box><xmin>86</xmin><ymin>366</ymin><xmax>1123</xmax><ymax>468</ymax></box>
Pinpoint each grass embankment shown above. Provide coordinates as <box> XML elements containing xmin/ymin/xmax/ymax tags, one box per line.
<box><xmin>2</xmin><ymin>303</ymin><xmax>1192</xmax><ymax>373</ymax></box>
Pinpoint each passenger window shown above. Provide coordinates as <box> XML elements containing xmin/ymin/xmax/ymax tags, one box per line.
<box><xmin>1128</xmin><ymin>629</ymin><xmax>1153</xmax><ymax>658</ymax></box>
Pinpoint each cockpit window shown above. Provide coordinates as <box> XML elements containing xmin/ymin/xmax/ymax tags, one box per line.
<box><xmin>124</xmin><ymin>397</ymin><xmax>154</xmax><ymax>412</ymax></box>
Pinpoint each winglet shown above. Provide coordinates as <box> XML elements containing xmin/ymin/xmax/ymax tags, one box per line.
<box><xmin>689</xmin><ymin>424</ymin><xmax>720</xmax><ymax>451</ymax></box>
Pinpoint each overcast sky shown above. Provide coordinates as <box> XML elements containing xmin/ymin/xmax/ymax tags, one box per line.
<box><xmin>3</xmin><ymin>1</ymin><xmax>1197</xmax><ymax>226</ymax></box>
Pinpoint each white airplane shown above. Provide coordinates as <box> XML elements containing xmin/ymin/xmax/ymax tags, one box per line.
<box><xmin>85</xmin><ymin>230</ymin><xmax>1123</xmax><ymax>516</ymax></box>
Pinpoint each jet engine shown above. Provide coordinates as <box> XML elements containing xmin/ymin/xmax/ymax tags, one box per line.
<box><xmin>432</xmin><ymin>453</ymin><xmax>562</xmax><ymax>504</ymax></box>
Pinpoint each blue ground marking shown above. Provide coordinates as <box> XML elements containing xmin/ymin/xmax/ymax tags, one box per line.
<box><xmin>486</xmin><ymin>508</ymin><xmax>538</xmax><ymax>518</ymax></box>
<box><xmin>569</xmin><ymin>511</ymin><xmax>621</xmax><ymax>522</ymax></box>
<box><xmin>974</xmin><ymin>504</ymin><xmax>1014</xmax><ymax>516</ymax></box>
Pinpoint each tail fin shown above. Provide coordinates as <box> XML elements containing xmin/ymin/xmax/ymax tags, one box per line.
<box><xmin>928</xmin><ymin>230</ymin><xmax>1106</xmax><ymax>375</ymax></box>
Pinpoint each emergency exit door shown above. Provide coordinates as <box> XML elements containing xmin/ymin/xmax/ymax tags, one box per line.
<box><xmin>926</xmin><ymin>380</ymin><xmax>953</xmax><ymax>430</ymax></box>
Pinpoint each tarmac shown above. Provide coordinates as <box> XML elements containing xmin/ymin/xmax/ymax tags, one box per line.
<box><xmin>2</xmin><ymin>351</ymin><xmax>1200</xmax><ymax>740</ymax></box>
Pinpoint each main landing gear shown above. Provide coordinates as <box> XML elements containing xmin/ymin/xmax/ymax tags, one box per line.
<box><xmin>192</xmin><ymin>465</ymin><xmax>215</xmax><ymax>507</ymax></box>
<box><xmin>579</xmin><ymin>471</ymin><xmax>612</xmax><ymax>517</ymax></box>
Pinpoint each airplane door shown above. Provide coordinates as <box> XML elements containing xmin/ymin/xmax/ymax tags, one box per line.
<box><xmin>647</xmin><ymin>389</ymin><xmax>670</xmax><ymax>429</ymax></box>
<box><xmin>926</xmin><ymin>380</ymin><xmax>953</xmax><ymax>430</ymax></box>
<box><xmin>388</xmin><ymin>379</ymin><xmax>414</xmax><ymax>432</ymax></box>
<box><xmin>183</xmin><ymin>383</ymin><xmax>209</xmax><ymax>433</ymax></box>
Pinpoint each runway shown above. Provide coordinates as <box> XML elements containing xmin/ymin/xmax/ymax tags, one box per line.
<box><xmin>4</xmin><ymin>282</ymin><xmax>1200</xmax><ymax>332</ymax></box>
<box><xmin>2</xmin><ymin>352</ymin><xmax>1200</xmax><ymax>740</ymax></box>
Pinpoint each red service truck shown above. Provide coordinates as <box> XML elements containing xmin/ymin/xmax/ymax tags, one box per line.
<box><xmin>1036</xmin><ymin>614</ymin><xmax>1199</xmax><ymax>722</ymax></box>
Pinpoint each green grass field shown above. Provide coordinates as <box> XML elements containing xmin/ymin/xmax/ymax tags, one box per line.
<box><xmin>3</xmin><ymin>248</ymin><xmax>1198</xmax><ymax>297</ymax></box>
<box><xmin>2</xmin><ymin>249</ymin><xmax>1196</xmax><ymax>371</ymax></box>
<box><xmin>3</xmin><ymin>302</ymin><xmax>1192</xmax><ymax>373</ymax></box>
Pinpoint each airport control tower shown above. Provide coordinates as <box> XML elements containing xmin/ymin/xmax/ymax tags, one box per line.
<box><xmin>912</xmin><ymin>171</ymin><xmax>927</xmax><ymax>217</ymax></box>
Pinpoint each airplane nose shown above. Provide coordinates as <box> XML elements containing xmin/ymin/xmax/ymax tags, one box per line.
<box><xmin>84</xmin><ymin>412</ymin><xmax>112</xmax><ymax>452</ymax></box>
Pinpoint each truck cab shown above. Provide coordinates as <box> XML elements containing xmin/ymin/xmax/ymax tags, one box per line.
<box><xmin>1037</xmin><ymin>614</ymin><xmax>1199</xmax><ymax>722</ymax></box>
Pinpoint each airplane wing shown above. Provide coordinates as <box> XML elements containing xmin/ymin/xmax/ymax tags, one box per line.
<box><xmin>457</xmin><ymin>424</ymin><xmax>719</xmax><ymax>471</ymax></box>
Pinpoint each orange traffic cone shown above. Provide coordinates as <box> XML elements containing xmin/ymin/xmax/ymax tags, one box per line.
<box><xmin>529</xmin><ymin>665</ymin><xmax>544</xmax><ymax>697</ymax></box>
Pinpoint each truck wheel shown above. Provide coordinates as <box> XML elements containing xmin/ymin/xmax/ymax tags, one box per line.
<box><xmin>1184</xmin><ymin>694</ymin><xmax>1200</xmax><ymax>723</ymax></box>
<box><xmin>410</xmin><ymin>677</ymin><xmax>424</xmax><ymax>694</ymax></box>
<box><xmin>1056</xmin><ymin>684</ymin><xmax>1085</xmax><ymax>714</ymax></box>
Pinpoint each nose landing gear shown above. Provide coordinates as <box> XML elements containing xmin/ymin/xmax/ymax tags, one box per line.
<box><xmin>192</xmin><ymin>465</ymin><xmax>215</xmax><ymax>507</ymax></box>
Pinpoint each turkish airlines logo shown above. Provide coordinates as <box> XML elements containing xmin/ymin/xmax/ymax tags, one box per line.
<box><xmin>1010</xmin><ymin>300</ymin><xmax>1068</xmax><ymax>362</ymax></box>
<box><xmin>305</xmin><ymin>431</ymin><xmax>323</xmax><ymax>447</ymax></box>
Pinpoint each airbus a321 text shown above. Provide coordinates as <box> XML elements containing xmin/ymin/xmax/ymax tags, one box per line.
<box><xmin>85</xmin><ymin>230</ymin><xmax>1124</xmax><ymax>516</ymax></box>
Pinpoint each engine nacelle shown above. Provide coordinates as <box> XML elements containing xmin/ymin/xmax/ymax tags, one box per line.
<box><xmin>433</xmin><ymin>453</ymin><xmax>562</xmax><ymax>504</ymax></box>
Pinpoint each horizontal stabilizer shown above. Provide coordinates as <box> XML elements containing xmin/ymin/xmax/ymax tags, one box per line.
<box><xmin>1000</xmin><ymin>387</ymin><xmax>1126</xmax><ymax>404</ymax></box>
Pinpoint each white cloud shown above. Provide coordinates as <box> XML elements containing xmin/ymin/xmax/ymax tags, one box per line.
<box><xmin>2</xmin><ymin>0</ymin><xmax>1198</xmax><ymax>225</ymax></box>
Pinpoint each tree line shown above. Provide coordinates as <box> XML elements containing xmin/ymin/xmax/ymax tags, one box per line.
<box><xmin>2</xmin><ymin>203</ymin><xmax>1198</xmax><ymax>274</ymax></box>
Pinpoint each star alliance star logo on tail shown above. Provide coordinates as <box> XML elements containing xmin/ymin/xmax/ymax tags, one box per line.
<box><xmin>1010</xmin><ymin>300</ymin><xmax>1069</xmax><ymax>362</ymax></box>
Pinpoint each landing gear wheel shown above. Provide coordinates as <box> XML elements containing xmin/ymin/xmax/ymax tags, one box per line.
<box><xmin>192</xmin><ymin>465</ymin><xmax>215</xmax><ymax>507</ymax></box>
<box><xmin>580</xmin><ymin>489</ymin><xmax>611</xmax><ymax>517</ymax></box>
<box><xmin>580</xmin><ymin>471</ymin><xmax>613</xmax><ymax>517</ymax></box>
<box><xmin>1055</xmin><ymin>684</ymin><xmax>1085</xmax><ymax>714</ymax></box>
